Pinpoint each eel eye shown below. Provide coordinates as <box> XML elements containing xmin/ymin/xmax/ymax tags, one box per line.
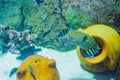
<box><xmin>34</xmin><ymin>59</ymin><xmax>40</xmax><ymax>63</ymax></box>
<box><xmin>35</xmin><ymin>60</ymin><xmax>38</xmax><ymax>63</ymax></box>
<box><xmin>17</xmin><ymin>71</ymin><xmax>26</xmax><ymax>78</ymax></box>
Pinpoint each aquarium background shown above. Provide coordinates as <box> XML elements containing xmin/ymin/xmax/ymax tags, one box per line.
<box><xmin>0</xmin><ymin>0</ymin><xmax>120</xmax><ymax>80</ymax></box>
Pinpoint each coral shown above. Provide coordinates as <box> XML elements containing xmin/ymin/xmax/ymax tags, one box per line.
<box><xmin>0</xmin><ymin>25</ymin><xmax>41</xmax><ymax>58</ymax></box>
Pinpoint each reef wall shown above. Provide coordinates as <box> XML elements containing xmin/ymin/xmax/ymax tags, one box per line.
<box><xmin>0</xmin><ymin>0</ymin><xmax>120</xmax><ymax>52</ymax></box>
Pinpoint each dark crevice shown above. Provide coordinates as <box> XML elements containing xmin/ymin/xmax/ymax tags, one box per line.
<box><xmin>56</xmin><ymin>0</ymin><xmax>70</xmax><ymax>27</ymax></box>
<box><xmin>42</xmin><ymin>29</ymin><xmax>51</xmax><ymax>37</ymax></box>
<box><xmin>36</xmin><ymin>0</ymin><xmax>43</xmax><ymax>5</ymax></box>
<box><xmin>17</xmin><ymin>6</ymin><xmax>25</xmax><ymax>31</ymax></box>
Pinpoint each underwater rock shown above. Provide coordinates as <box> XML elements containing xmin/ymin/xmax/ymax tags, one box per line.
<box><xmin>16</xmin><ymin>55</ymin><xmax>60</xmax><ymax>80</ymax></box>
<box><xmin>0</xmin><ymin>0</ymin><xmax>120</xmax><ymax>52</ymax></box>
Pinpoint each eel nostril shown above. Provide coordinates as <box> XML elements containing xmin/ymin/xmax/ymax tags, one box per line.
<box><xmin>48</xmin><ymin>59</ymin><xmax>56</xmax><ymax>69</ymax></box>
<box><xmin>17</xmin><ymin>71</ymin><xmax>26</xmax><ymax>78</ymax></box>
<box><xmin>50</xmin><ymin>63</ymin><xmax>56</xmax><ymax>69</ymax></box>
<box><xmin>52</xmin><ymin>63</ymin><xmax>56</xmax><ymax>68</ymax></box>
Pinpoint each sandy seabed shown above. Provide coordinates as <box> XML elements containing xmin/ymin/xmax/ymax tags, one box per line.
<box><xmin>0</xmin><ymin>47</ymin><xmax>115</xmax><ymax>80</ymax></box>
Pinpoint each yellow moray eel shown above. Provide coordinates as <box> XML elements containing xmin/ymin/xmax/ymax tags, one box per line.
<box><xmin>16</xmin><ymin>55</ymin><xmax>60</xmax><ymax>80</ymax></box>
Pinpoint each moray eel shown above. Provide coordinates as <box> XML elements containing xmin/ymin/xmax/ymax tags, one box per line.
<box><xmin>55</xmin><ymin>28</ymin><xmax>98</xmax><ymax>50</ymax></box>
<box><xmin>16</xmin><ymin>55</ymin><xmax>60</xmax><ymax>80</ymax></box>
<box><xmin>55</xmin><ymin>28</ymin><xmax>101</xmax><ymax>58</ymax></box>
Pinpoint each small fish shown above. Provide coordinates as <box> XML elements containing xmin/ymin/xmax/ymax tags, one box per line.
<box><xmin>8</xmin><ymin>46</ymin><xmax>17</xmax><ymax>54</ymax></box>
<box><xmin>55</xmin><ymin>28</ymin><xmax>70</xmax><ymax>39</ymax></box>
<box><xmin>28</xmin><ymin>64</ymin><xmax>36</xmax><ymax>80</ymax></box>
<box><xmin>9</xmin><ymin>67</ymin><xmax>18</xmax><ymax>77</ymax></box>
<box><xmin>84</xmin><ymin>45</ymin><xmax>102</xmax><ymax>58</ymax></box>
<box><xmin>84</xmin><ymin>48</ymin><xmax>95</xmax><ymax>58</ymax></box>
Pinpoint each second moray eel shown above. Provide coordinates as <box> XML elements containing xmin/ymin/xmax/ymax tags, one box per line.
<box><xmin>55</xmin><ymin>27</ymin><xmax>101</xmax><ymax>58</ymax></box>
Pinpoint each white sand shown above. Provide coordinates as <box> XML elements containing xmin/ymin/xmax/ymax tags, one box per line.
<box><xmin>0</xmin><ymin>48</ymin><xmax>115</xmax><ymax>80</ymax></box>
